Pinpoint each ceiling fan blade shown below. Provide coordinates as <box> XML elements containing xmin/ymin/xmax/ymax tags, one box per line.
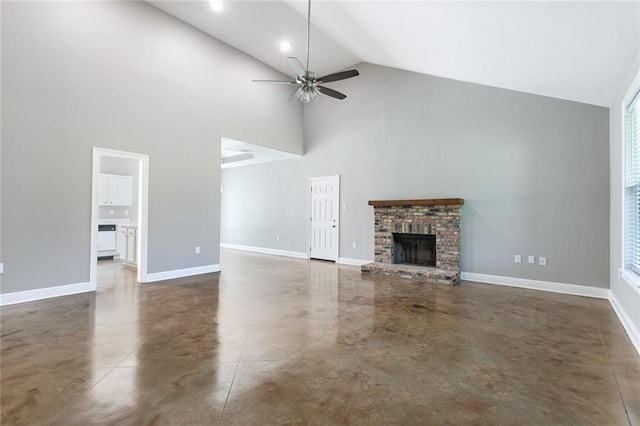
<box><xmin>287</xmin><ymin>57</ymin><xmax>307</xmax><ymax>78</ymax></box>
<box><xmin>317</xmin><ymin>86</ymin><xmax>347</xmax><ymax>100</ymax></box>
<box><xmin>253</xmin><ymin>79</ymin><xmax>299</xmax><ymax>85</ymax></box>
<box><xmin>289</xmin><ymin>88</ymin><xmax>301</xmax><ymax>103</ymax></box>
<box><xmin>318</xmin><ymin>69</ymin><xmax>359</xmax><ymax>84</ymax></box>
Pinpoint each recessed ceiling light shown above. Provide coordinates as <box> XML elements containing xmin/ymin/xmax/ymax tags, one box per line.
<box><xmin>280</xmin><ymin>41</ymin><xmax>291</xmax><ymax>52</ymax></box>
<box><xmin>209</xmin><ymin>1</ymin><xmax>223</xmax><ymax>12</ymax></box>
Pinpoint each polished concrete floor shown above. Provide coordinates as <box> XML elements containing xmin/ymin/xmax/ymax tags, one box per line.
<box><xmin>1</xmin><ymin>249</ymin><xmax>639</xmax><ymax>425</ymax></box>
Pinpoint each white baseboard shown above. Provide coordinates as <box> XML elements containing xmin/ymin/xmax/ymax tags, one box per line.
<box><xmin>338</xmin><ymin>257</ymin><xmax>371</xmax><ymax>266</ymax></box>
<box><xmin>609</xmin><ymin>293</ymin><xmax>640</xmax><ymax>356</ymax></box>
<box><xmin>220</xmin><ymin>243</ymin><xmax>308</xmax><ymax>260</ymax></box>
<box><xmin>0</xmin><ymin>281</ymin><xmax>92</xmax><ymax>306</ymax></box>
<box><xmin>144</xmin><ymin>264</ymin><xmax>221</xmax><ymax>283</ymax></box>
<box><xmin>461</xmin><ymin>272</ymin><xmax>610</xmax><ymax>299</ymax></box>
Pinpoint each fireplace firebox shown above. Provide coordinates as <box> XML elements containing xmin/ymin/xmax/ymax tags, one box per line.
<box><xmin>393</xmin><ymin>233</ymin><xmax>436</xmax><ymax>267</ymax></box>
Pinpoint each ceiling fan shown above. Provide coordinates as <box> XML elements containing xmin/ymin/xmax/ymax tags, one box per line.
<box><xmin>253</xmin><ymin>0</ymin><xmax>359</xmax><ymax>103</ymax></box>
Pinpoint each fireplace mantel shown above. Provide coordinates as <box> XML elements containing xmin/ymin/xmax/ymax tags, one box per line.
<box><xmin>368</xmin><ymin>198</ymin><xmax>464</xmax><ymax>207</ymax></box>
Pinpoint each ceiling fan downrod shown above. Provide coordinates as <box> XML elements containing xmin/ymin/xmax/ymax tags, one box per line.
<box><xmin>306</xmin><ymin>0</ymin><xmax>311</xmax><ymax>73</ymax></box>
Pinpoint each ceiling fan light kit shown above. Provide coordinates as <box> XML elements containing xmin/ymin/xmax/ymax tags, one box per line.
<box><xmin>253</xmin><ymin>0</ymin><xmax>359</xmax><ymax>103</ymax></box>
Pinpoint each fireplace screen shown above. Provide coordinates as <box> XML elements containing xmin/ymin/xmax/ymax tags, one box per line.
<box><xmin>392</xmin><ymin>233</ymin><xmax>436</xmax><ymax>267</ymax></box>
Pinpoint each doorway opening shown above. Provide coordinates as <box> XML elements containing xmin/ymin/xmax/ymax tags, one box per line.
<box><xmin>90</xmin><ymin>147</ymin><xmax>149</xmax><ymax>291</ymax></box>
<box><xmin>219</xmin><ymin>137</ymin><xmax>302</xmax><ymax>260</ymax></box>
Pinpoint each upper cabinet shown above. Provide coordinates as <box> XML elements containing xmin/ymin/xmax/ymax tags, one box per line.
<box><xmin>99</xmin><ymin>174</ymin><xmax>133</xmax><ymax>206</ymax></box>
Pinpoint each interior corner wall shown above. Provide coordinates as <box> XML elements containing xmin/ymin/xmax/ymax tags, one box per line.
<box><xmin>221</xmin><ymin>62</ymin><xmax>610</xmax><ymax>289</ymax></box>
<box><xmin>0</xmin><ymin>1</ymin><xmax>303</xmax><ymax>294</ymax></box>
<box><xmin>610</xmin><ymin>50</ymin><xmax>640</xmax><ymax>352</ymax></box>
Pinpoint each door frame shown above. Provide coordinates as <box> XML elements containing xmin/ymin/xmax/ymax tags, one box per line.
<box><xmin>308</xmin><ymin>175</ymin><xmax>340</xmax><ymax>262</ymax></box>
<box><xmin>90</xmin><ymin>147</ymin><xmax>150</xmax><ymax>289</ymax></box>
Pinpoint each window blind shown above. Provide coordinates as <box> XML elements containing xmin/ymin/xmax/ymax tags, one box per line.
<box><xmin>625</xmin><ymin>93</ymin><xmax>640</xmax><ymax>274</ymax></box>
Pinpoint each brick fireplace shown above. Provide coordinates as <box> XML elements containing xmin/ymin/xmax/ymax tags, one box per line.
<box><xmin>361</xmin><ymin>198</ymin><xmax>463</xmax><ymax>285</ymax></box>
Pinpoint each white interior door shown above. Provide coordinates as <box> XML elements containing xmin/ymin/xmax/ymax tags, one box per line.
<box><xmin>309</xmin><ymin>175</ymin><xmax>339</xmax><ymax>261</ymax></box>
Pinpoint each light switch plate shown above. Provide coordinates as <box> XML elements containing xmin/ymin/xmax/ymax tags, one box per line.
<box><xmin>528</xmin><ymin>256</ymin><xmax>535</xmax><ymax>264</ymax></box>
<box><xmin>539</xmin><ymin>256</ymin><xmax>547</xmax><ymax>266</ymax></box>
<box><xmin>514</xmin><ymin>255</ymin><xmax>521</xmax><ymax>264</ymax></box>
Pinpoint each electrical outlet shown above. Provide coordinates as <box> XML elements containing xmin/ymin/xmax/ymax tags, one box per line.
<box><xmin>109</xmin><ymin>209</ymin><xmax>114</xmax><ymax>216</ymax></box>
<box><xmin>195</xmin><ymin>246</ymin><xmax>200</xmax><ymax>255</ymax></box>
<box><xmin>276</xmin><ymin>236</ymin><xmax>280</xmax><ymax>242</ymax></box>
<box><xmin>236</xmin><ymin>233</ymin><xmax>240</xmax><ymax>239</ymax></box>
<box><xmin>539</xmin><ymin>256</ymin><xmax>547</xmax><ymax>266</ymax></box>
<box><xmin>528</xmin><ymin>255</ymin><xmax>535</xmax><ymax>264</ymax></box>
<box><xmin>342</xmin><ymin>204</ymin><xmax>347</xmax><ymax>211</ymax></box>
<box><xmin>124</xmin><ymin>209</ymin><xmax>129</xmax><ymax>216</ymax></box>
<box><xmin>352</xmin><ymin>242</ymin><xmax>357</xmax><ymax>249</ymax></box>
<box><xmin>514</xmin><ymin>255</ymin><xmax>521</xmax><ymax>264</ymax></box>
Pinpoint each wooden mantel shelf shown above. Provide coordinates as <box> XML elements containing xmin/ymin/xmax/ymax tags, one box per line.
<box><xmin>368</xmin><ymin>198</ymin><xmax>464</xmax><ymax>207</ymax></box>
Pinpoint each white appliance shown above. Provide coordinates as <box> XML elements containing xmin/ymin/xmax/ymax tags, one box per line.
<box><xmin>97</xmin><ymin>224</ymin><xmax>117</xmax><ymax>258</ymax></box>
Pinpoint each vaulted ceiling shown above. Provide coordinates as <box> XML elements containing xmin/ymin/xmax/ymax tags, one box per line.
<box><xmin>149</xmin><ymin>1</ymin><xmax>640</xmax><ymax>107</ymax></box>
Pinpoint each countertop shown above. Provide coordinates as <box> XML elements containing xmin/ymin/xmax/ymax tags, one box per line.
<box><xmin>97</xmin><ymin>218</ymin><xmax>132</xmax><ymax>225</ymax></box>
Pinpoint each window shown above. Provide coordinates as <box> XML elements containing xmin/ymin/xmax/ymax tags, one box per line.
<box><xmin>625</xmin><ymin>91</ymin><xmax>640</xmax><ymax>275</ymax></box>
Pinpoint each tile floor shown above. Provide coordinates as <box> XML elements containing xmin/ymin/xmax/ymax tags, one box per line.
<box><xmin>1</xmin><ymin>249</ymin><xmax>639</xmax><ymax>425</ymax></box>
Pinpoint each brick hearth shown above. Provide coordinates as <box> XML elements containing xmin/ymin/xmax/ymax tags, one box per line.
<box><xmin>361</xmin><ymin>198</ymin><xmax>463</xmax><ymax>285</ymax></box>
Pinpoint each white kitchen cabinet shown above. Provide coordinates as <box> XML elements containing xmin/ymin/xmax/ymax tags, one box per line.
<box><xmin>98</xmin><ymin>175</ymin><xmax>110</xmax><ymax>205</ymax></box>
<box><xmin>125</xmin><ymin>227</ymin><xmax>136</xmax><ymax>264</ymax></box>
<box><xmin>118</xmin><ymin>226</ymin><xmax>127</xmax><ymax>260</ymax></box>
<box><xmin>99</xmin><ymin>174</ymin><xmax>133</xmax><ymax>206</ymax></box>
<box><xmin>120</xmin><ymin>224</ymin><xmax>137</xmax><ymax>268</ymax></box>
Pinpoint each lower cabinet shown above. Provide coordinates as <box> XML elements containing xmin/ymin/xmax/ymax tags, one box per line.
<box><xmin>119</xmin><ymin>225</ymin><xmax>138</xmax><ymax>268</ymax></box>
<box><xmin>118</xmin><ymin>227</ymin><xmax>127</xmax><ymax>260</ymax></box>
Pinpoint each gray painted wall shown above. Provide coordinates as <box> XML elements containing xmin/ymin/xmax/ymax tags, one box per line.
<box><xmin>1</xmin><ymin>1</ymin><xmax>303</xmax><ymax>294</ymax></box>
<box><xmin>221</xmin><ymin>159</ymin><xmax>308</xmax><ymax>253</ymax></box>
<box><xmin>99</xmin><ymin>156</ymin><xmax>139</xmax><ymax>220</ymax></box>
<box><xmin>221</xmin><ymin>62</ymin><xmax>610</xmax><ymax>288</ymax></box>
<box><xmin>0</xmin><ymin>2</ymin><xmax>4</xmax><ymax>290</ymax></box>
